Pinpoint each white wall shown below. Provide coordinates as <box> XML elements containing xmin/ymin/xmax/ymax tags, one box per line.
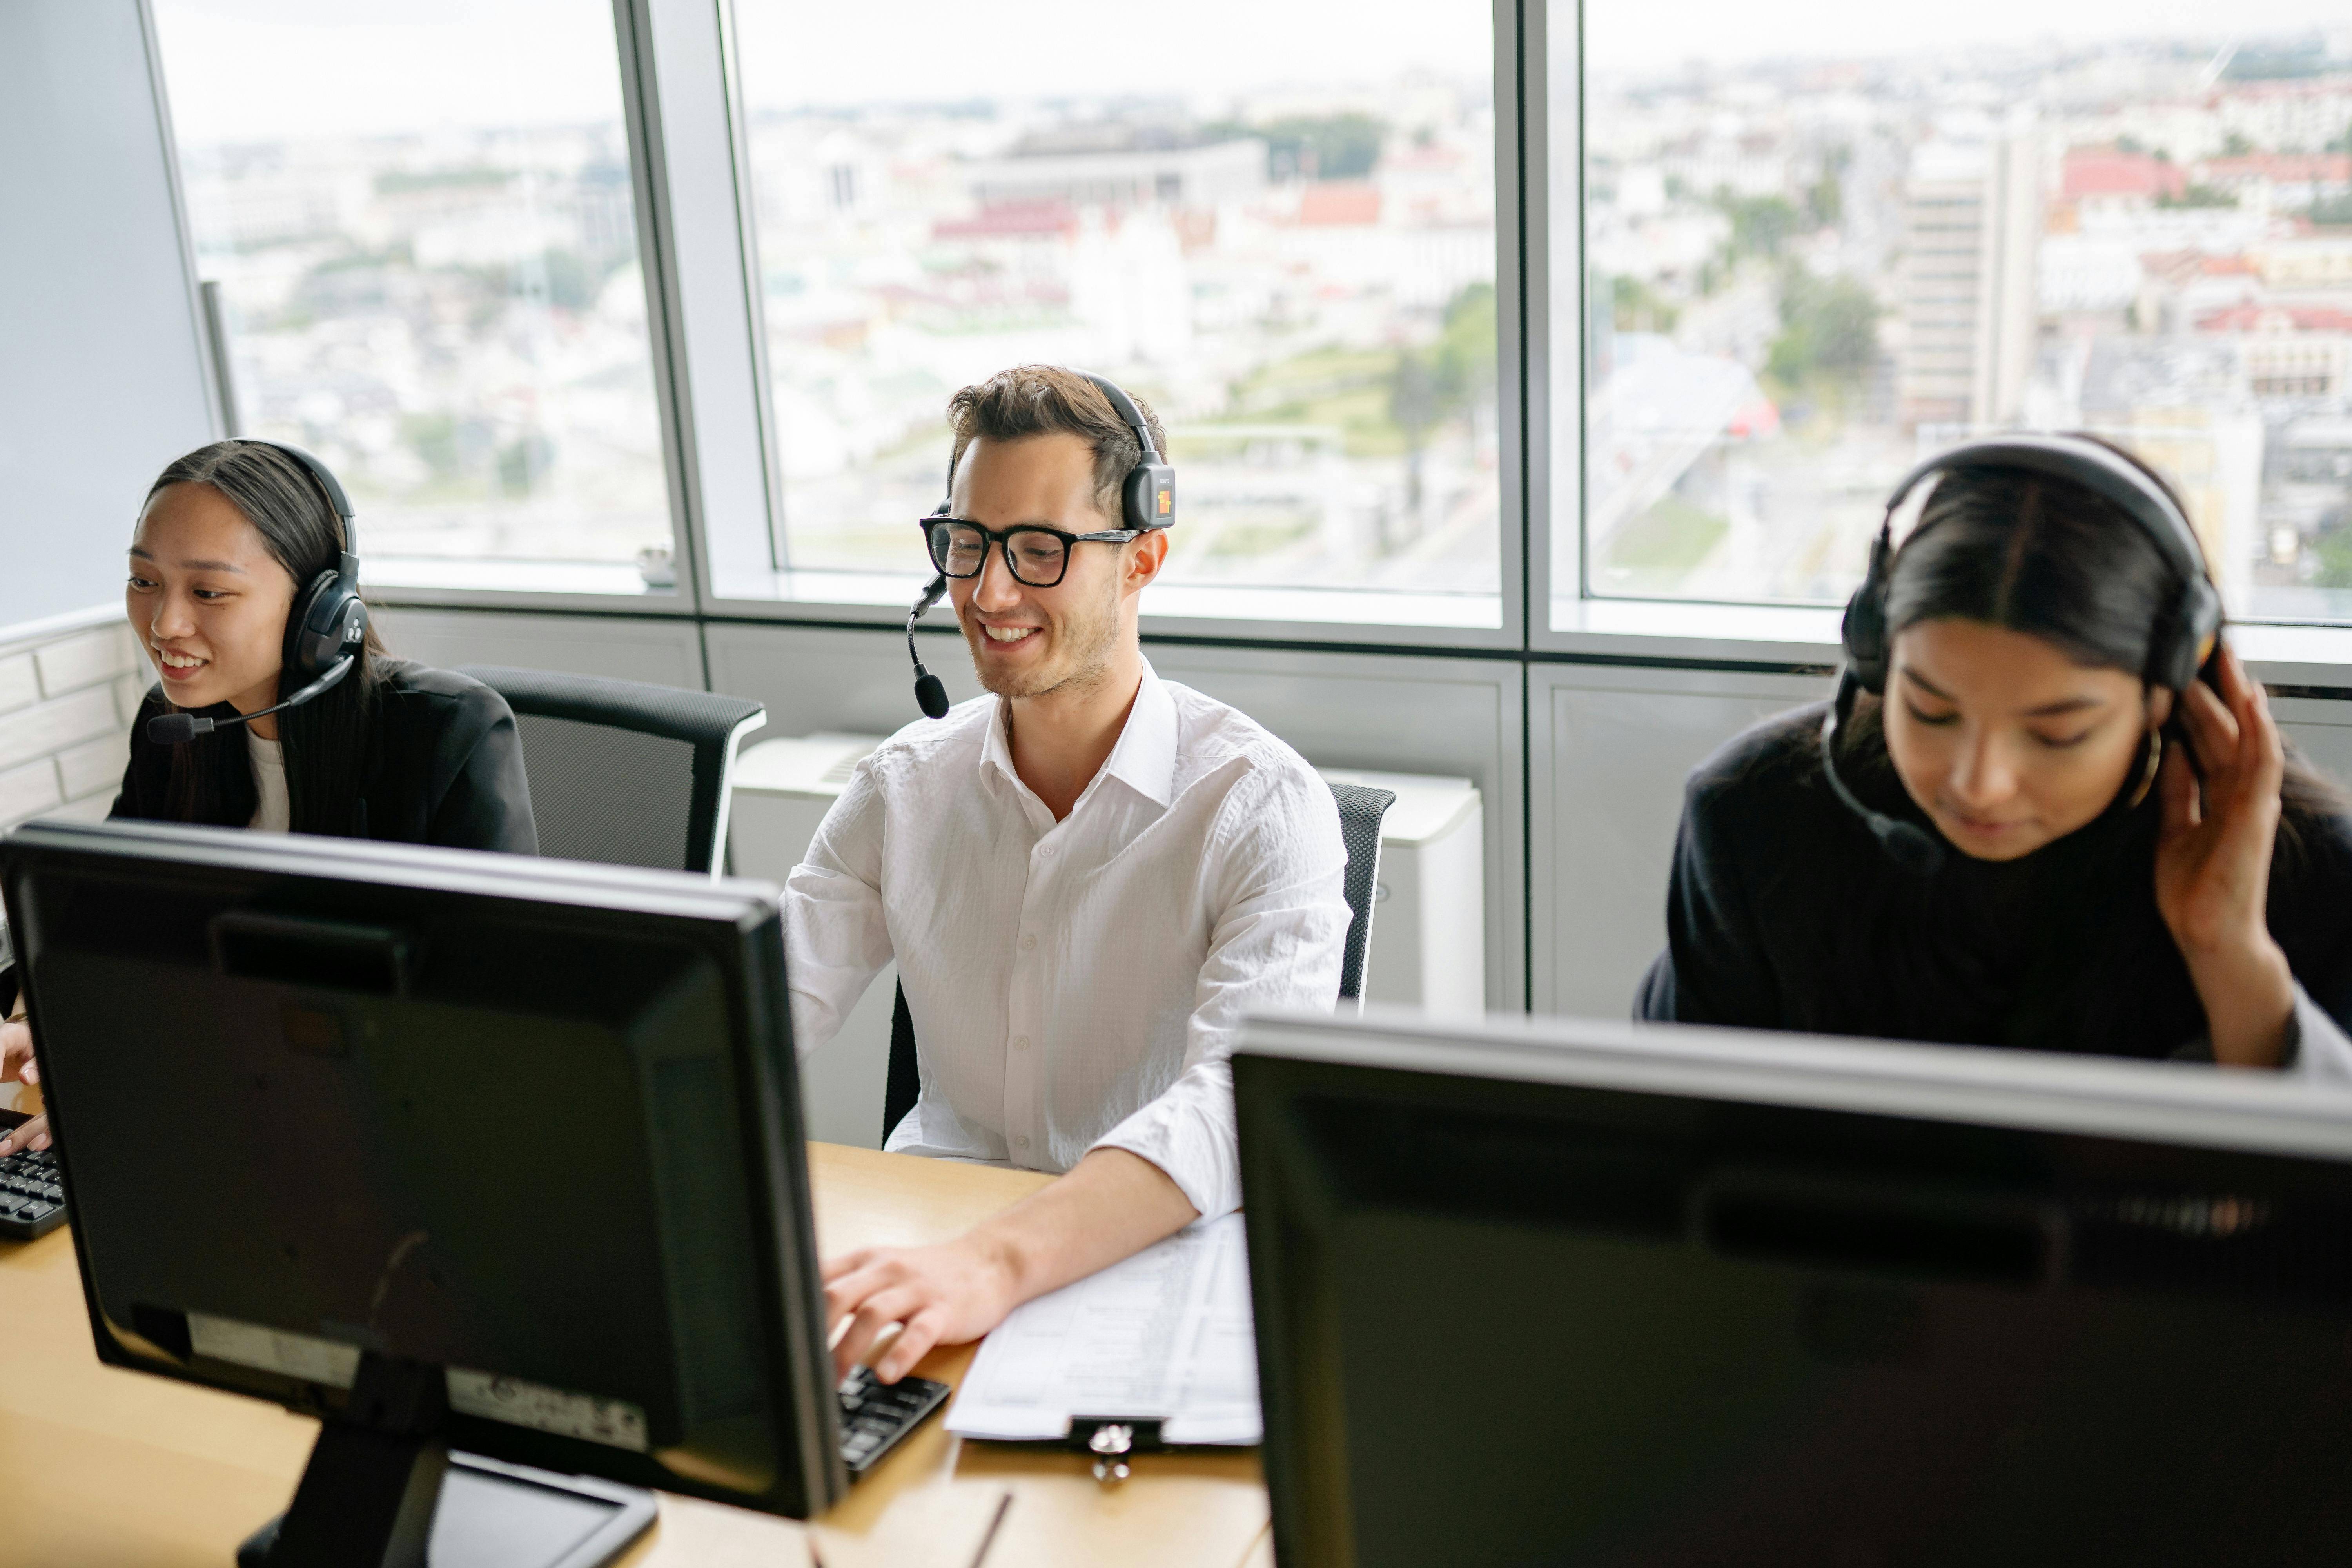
<box><xmin>0</xmin><ymin>2</ymin><xmax>217</xmax><ymax>627</ymax></box>
<box><xmin>0</xmin><ymin>613</ymin><xmax>148</xmax><ymax>832</ymax></box>
<box><xmin>1531</xmin><ymin>663</ymin><xmax>1834</xmax><ymax>1019</ymax></box>
<box><xmin>368</xmin><ymin>608</ymin><xmax>707</xmax><ymax>690</ymax></box>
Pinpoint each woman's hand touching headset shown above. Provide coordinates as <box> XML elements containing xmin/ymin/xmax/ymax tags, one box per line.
<box><xmin>2151</xmin><ymin>645</ymin><xmax>2298</xmax><ymax>1068</ymax></box>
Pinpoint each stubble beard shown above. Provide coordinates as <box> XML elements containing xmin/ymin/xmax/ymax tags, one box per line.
<box><xmin>969</xmin><ymin>576</ymin><xmax>1123</xmax><ymax>701</ymax></box>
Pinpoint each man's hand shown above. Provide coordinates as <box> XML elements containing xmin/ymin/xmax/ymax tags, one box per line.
<box><xmin>822</xmin><ymin>1146</ymin><xmax>1200</xmax><ymax>1382</ymax></box>
<box><xmin>824</xmin><ymin>1234</ymin><xmax>1021</xmax><ymax>1383</ymax></box>
<box><xmin>0</xmin><ymin>1017</ymin><xmax>47</xmax><ymax>1156</ymax></box>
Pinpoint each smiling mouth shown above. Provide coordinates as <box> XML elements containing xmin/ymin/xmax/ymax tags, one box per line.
<box><xmin>982</xmin><ymin>625</ymin><xmax>1038</xmax><ymax>644</ymax></box>
<box><xmin>155</xmin><ymin>648</ymin><xmax>209</xmax><ymax>672</ymax></box>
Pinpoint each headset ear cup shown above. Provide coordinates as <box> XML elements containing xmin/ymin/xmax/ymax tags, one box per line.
<box><xmin>1842</xmin><ymin>531</ymin><xmax>1895</xmax><ymax>692</ymax></box>
<box><xmin>2163</xmin><ymin>575</ymin><xmax>2223</xmax><ymax>691</ymax></box>
<box><xmin>284</xmin><ymin>570</ymin><xmax>340</xmax><ymax>681</ymax></box>
<box><xmin>1122</xmin><ymin>463</ymin><xmax>1174</xmax><ymax>532</ymax></box>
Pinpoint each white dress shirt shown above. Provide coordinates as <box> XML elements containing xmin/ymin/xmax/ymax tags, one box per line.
<box><xmin>784</xmin><ymin>659</ymin><xmax>1351</xmax><ymax>1219</ymax></box>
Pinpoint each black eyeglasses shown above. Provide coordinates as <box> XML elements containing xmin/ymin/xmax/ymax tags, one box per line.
<box><xmin>919</xmin><ymin>517</ymin><xmax>1141</xmax><ymax>588</ymax></box>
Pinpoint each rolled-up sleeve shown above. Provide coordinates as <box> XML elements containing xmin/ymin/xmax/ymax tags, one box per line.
<box><xmin>1089</xmin><ymin>761</ymin><xmax>1351</xmax><ymax>1220</ymax></box>
<box><xmin>782</xmin><ymin>761</ymin><xmax>895</xmax><ymax>1060</ymax></box>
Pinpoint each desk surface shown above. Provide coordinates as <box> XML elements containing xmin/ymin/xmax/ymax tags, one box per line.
<box><xmin>0</xmin><ymin>1143</ymin><xmax>1272</xmax><ymax>1568</ymax></box>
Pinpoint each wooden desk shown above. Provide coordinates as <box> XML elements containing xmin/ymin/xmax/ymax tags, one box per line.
<box><xmin>0</xmin><ymin>1143</ymin><xmax>1272</xmax><ymax>1568</ymax></box>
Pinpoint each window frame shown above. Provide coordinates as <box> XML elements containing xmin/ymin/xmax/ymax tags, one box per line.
<box><xmin>672</xmin><ymin>0</ymin><xmax>1531</xmax><ymax>651</ymax></box>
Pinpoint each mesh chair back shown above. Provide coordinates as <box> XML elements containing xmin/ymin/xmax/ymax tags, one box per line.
<box><xmin>1326</xmin><ymin>782</ymin><xmax>1394</xmax><ymax>1006</ymax></box>
<box><xmin>882</xmin><ymin>779</ymin><xmax>1393</xmax><ymax>1142</ymax></box>
<box><xmin>456</xmin><ymin>667</ymin><xmax>764</xmax><ymax>876</ymax></box>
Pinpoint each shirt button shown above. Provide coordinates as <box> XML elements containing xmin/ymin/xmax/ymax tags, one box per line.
<box><xmin>1019</xmin><ymin>934</ymin><xmax>1036</xmax><ymax>952</ymax></box>
<box><xmin>1015</xmin><ymin>1135</ymin><xmax>1030</xmax><ymax>1150</ymax></box>
<box><xmin>1014</xmin><ymin>1036</ymin><xmax>1030</xmax><ymax>1051</ymax></box>
<box><xmin>1039</xmin><ymin>845</ymin><xmax>1056</xmax><ymax>858</ymax></box>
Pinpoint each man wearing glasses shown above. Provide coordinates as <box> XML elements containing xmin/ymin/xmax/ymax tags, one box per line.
<box><xmin>788</xmin><ymin>364</ymin><xmax>1352</xmax><ymax>1383</ymax></box>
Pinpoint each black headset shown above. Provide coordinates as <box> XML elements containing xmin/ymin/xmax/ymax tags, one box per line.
<box><xmin>906</xmin><ymin>370</ymin><xmax>1173</xmax><ymax>719</ymax></box>
<box><xmin>145</xmin><ymin>438</ymin><xmax>371</xmax><ymax>745</ymax></box>
<box><xmin>1820</xmin><ymin>432</ymin><xmax>2223</xmax><ymax>876</ymax></box>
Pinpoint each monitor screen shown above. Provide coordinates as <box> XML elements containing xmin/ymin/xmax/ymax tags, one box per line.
<box><xmin>0</xmin><ymin>818</ymin><xmax>843</xmax><ymax>1521</ymax></box>
<box><xmin>1236</xmin><ymin>1014</ymin><xmax>2352</xmax><ymax>1568</ymax></box>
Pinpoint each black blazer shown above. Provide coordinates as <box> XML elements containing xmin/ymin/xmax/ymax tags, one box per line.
<box><xmin>1636</xmin><ymin>704</ymin><xmax>2352</xmax><ymax>1059</ymax></box>
<box><xmin>109</xmin><ymin>660</ymin><xmax>537</xmax><ymax>854</ymax></box>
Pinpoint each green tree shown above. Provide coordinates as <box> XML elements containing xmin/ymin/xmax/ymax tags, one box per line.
<box><xmin>1806</xmin><ymin>146</ymin><xmax>1851</xmax><ymax>230</ymax></box>
<box><xmin>1387</xmin><ymin>283</ymin><xmax>1499</xmax><ymax>515</ymax></box>
<box><xmin>1766</xmin><ymin>267</ymin><xmax>1880</xmax><ymax>389</ymax></box>
<box><xmin>1610</xmin><ymin>274</ymin><xmax>1678</xmax><ymax>333</ymax></box>
<box><xmin>1715</xmin><ymin>192</ymin><xmax>1801</xmax><ymax>260</ymax></box>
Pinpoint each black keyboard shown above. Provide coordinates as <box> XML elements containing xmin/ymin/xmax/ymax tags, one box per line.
<box><xmin>0</xmin><ymin>1113</ymin><xmax>64</xmax><ymax>1241</ymax></box>
<box><xmin>838</xmin><ymin>1366</ymin><xmax>949</xmax><ymax>1474</ymax></box>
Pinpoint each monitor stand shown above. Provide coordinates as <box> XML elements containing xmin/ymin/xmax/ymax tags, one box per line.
<box><xmin>236</xmin><ymin>1425</ymin><xmax>657</xmax><ymax>1568</ymax></box>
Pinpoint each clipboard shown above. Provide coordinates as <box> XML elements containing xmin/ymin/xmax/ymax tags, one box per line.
<box><xmin>943</xmin><ymin>1213</ymin><xmax>1260</xmax><ymax>1477</ymax></box>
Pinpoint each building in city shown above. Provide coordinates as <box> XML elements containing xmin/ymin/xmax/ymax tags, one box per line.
<box><xmin>1896</xmin><ymin>125</ymin><xmax>2042</xmax><ymax>430</ymax></box>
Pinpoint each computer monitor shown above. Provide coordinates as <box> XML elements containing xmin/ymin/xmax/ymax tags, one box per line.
<box><xmin>0</xmin><ymin>818</ymin><xmax>846</xmax><ymax>1568</ymax></box>
<box><xmin>1235</xmin><ymin>1011</ymin><xmax>2352</xmax><ymax>1568</ymax></box>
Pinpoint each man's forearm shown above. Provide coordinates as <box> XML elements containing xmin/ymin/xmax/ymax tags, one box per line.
<box><xmin>970</xmin><ymin>1146</ymin><xmax>1200</xmax><ymax>1308</ymax></box>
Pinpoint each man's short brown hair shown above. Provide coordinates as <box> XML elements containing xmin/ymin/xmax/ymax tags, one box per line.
<box><xmin>945</xmin><ymin>365</ymin><xmax>1167</xmax><ymax>522</ymax></box>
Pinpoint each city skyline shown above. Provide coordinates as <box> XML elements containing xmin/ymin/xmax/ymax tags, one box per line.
<box><xmin>155</xmin><ymin>0</ymin><xmax>2352</xmax><ymax>624</ymax></box>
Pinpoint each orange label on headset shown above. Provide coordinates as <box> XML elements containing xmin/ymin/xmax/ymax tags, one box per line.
<box><xmin>1157</xmin><ymin>488</ymin><xmax>1171</xmax><ymax>516</ymax></box>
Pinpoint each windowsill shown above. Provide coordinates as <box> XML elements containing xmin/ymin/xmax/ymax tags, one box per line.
<box><xmin>1548</xmin><ymin>597</ymin><xmax>2352</xmax><ymax>691</ymax></box>
<box><xmin>708</xmin><ymin>569</ymin><xmax>1505</xmax><ymax>635</ymax></box>
<box><xmin>0</xmin><ymin>603</ymin><xmax>128</xmax><ymax>656</ymax></box>
<box><xmin>1545</xmin><ymin>597</ymin><xmax>1844</xmax><ymax>666</ymax></box>
<box><xmin>365</xmin><ymin>557</ymin><xmax>676</xmax><ymax>598</ymax></box>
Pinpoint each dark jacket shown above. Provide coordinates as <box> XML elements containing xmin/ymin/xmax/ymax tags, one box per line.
<box><xmin>109</xmin><ymin>660</ymin><xmax>537</xmax><ymax>854</ymax></box>
<box><xmin>1636</xmin><ymin>703</ymin><xmax>2352</xmax><ymax>1059</ymax></box>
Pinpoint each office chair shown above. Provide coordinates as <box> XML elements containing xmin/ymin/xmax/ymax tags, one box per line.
<box><xmin>882</xmin><ymin>781</ymin><xmax>1395</xmax><ymax>1143</ymax></box>
<box><xmin>456</xmin><ymin>666</ymin><xmax>764</xmax><ymax>877</ymax></box>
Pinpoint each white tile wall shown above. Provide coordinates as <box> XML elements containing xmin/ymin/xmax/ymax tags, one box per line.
<box><xmin>0</xmin><ymin>616</ymin><xmax>140</xmax><ymax>832</ymax></box>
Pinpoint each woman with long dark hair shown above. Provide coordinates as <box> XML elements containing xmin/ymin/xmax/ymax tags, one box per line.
<box><xmin>1</xmin><ymin>440</ymin><xmax>537</xmax><ymax>1154</ymax></box>
<box><xmin>1639</xmin><ymin>434</ymin><xmax>2352</xmax><ymax>1075</ymax></box>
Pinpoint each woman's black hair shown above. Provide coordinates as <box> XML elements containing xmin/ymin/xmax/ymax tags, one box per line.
<box><xmin>1850</xmin><ymin>432</ymin><xmax>2345</xmax><ymax>855</ymax></box>
<box><xmin>142</xmin><ymin>441</ymin><xmax>389</xmax><ymax>836</ymax></box>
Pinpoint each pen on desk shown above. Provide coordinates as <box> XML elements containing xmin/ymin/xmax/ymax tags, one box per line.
<box><xmin>966</xmin><ymin>1490</ymin><xmax>1014</xmax><ymax>1568</ymax></box>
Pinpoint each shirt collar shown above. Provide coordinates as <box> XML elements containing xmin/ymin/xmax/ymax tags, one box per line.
<box><xmin>1099</xmin><ymin>658</ymin><xmax>1177</xmax><ymax>809</ymax></box>
<box><xmin>976</xmin><ymin>658</ymin><xmax>1178</xmax><ymax>812</ymax></box>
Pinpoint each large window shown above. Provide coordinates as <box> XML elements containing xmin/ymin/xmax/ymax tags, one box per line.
<box><xmin>729</xmin><ymin>0</ymin><xmax>1503</xmax><ymax>626</ymax></box>
<box><xmin>1569</xmin><ymin>5</ymin><xmax>2352</xmax><ymax>623</ymax></box>
<box><xmin>151</xmin><ymin>0</ymin><xmax>676</xmax><ymax>597</ymax></box>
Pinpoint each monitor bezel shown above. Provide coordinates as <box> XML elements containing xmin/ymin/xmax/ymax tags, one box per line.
<box><xmin>0</xmin><ymin>817</ymin><xmax>847</xmax><ymax>1518</ymax></box>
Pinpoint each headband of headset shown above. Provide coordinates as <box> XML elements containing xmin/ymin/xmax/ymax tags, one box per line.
<box><xmin>235</xmin><ymin>438</ymin><xmax>368</xmax><ymax>682</ymax></box>
<box><xmin>936</xmin><ymin>370</ymin><xmax>1176</xmax><ymax>533</ymax></box>
<box><xmin>1840</xmin><ymin>433</ymin><xmax>2221</xmax><ymax>694</ymax></box>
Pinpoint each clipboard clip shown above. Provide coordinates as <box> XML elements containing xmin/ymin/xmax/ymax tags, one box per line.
<box><xmin>1067</xmin><ymin>1416</ymin><xmax>1165</xmax><ymax>1484</ymax></box>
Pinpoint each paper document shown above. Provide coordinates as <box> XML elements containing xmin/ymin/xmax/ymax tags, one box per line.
<box><xmin>946</xmin><ymin>1212</ymin><xmax>1259</xmax><ymax>1445</ymax></box>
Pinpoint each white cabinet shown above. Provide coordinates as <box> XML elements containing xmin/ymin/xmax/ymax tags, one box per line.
<box><xmin>1532</xmin><ymin>664</ymin><xmax>1835</xmax><ymax>1022</ymax></box>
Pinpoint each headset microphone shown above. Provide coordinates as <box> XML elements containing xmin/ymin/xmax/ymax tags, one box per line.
<box><xmin>907</xmin><ymin>574</ymin><xmax>951</xmax><ymax>720</ymax></box>
<box><xmin>1818</xmin><ymin>671</ymin><xmax>1945</xmax><ymax>877</ymax></box>
<box><xmin>145</xmin><ymin>651</ymin><xmax>359</xmax><ymax>744</ymax></box>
